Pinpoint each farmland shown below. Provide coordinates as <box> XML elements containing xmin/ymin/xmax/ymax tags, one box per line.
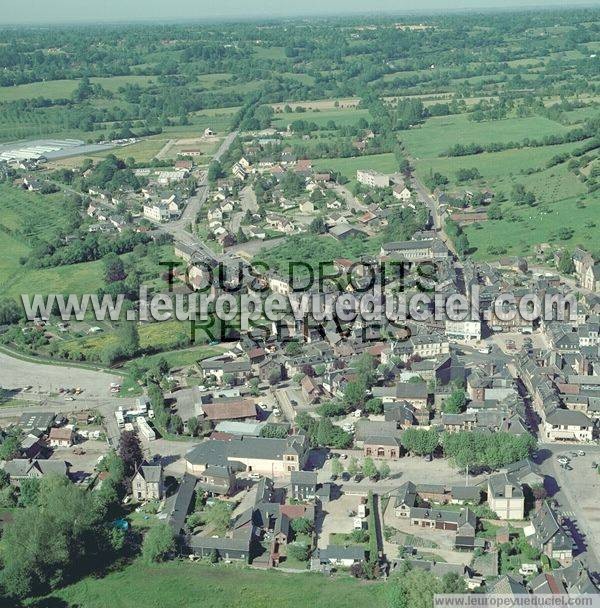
<box><xmin>272</xmin><ymin>108</ymin><xmax>372</xmax><ymax>129</ymax></box>
<box><xmin>400</xmin><ymin>115</ymin><xmax>571</xmax><ymax>160</ymax></box>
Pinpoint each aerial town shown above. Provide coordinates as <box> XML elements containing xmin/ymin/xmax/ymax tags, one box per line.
<box><xmin>0</xmin><ymin>5</ymin><xmax>599</xmax><ymax>608</ymax></box>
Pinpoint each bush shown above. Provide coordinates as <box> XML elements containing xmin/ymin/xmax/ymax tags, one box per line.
<box><xmin>287</xmin><ymin>542</ymin><xmax>310</xmax><ymax>562</ymax></box>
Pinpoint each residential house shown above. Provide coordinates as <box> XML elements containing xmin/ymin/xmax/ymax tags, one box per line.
<box><xmin>132</xmin><ymin>462</ymin><xmax>164</xmax><ymax>501</ymax></box>
<box><xmin>290</xmin><ymin>470</ymin><xmax>318</xmax><ymax>501</ymax></box>
<box><xmin>318</xmin><ymin>545</ymin><xmax>366</xmax><ymax>567</ymax></box>
<box><xmin>393</xmin><ymin>183</ymin><xmax>412</xmax><ymax>202</ymax></box>
<box><xmin>4</xmin><ymin>459</ymin><xmax>69</xmax><ymax>485</ymax></box>
<box><xmin>525</xmin><ymin>501</ymin><xmax>573</xmax><ymax>566</ymax></box>
<box><xmin>199</xmin><ymin>359</ymin><xmax>252</xmax><ymax>385</ymax></box>
<box><xmin>196</xmin><ymin>465</ymin><xmax>236</xmax><ymax>496</ymax></box>
<box><xmin>48</xmin><ymin>426</ymin><xmax>74</xmax><ymax>448</ymax></box>
<box><xmin>487</xmin><ymin>473</ymin><xmax>525</xmax><ymax>520</ymax></box>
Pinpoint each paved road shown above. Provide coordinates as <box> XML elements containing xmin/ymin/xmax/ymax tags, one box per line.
<box><xmin>409</xmin><ymin>172</ymin><xmax>458</xmax><ymax>257</ymax></box>
<box><xmin>155</xmin><ymin>129</ymin><xmax>239</xmax><ymax>260</ymax></box>
<box><xmin>536</xmin><ymin>443</ymin><xmax>600</xmax><ymax>575</ymax></box>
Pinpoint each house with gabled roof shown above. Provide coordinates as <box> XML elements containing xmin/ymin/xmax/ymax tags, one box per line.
<box><xmin>525</xmin><ymin>501</ymin><xmax>573</xmax><ymax>566</ymax></box>
<box><xmin>132</xmin><ymin>461</ymin><xmax>164</xmax><ymax>501</ymax></box>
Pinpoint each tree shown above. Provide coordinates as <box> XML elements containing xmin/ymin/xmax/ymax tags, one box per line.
<box><xmin>331</xmin><ymin>457</ymin><xmax>344</xmax><ymax>477</ymax></box>
<box><xmin>362</xmin><ymin>457</ymin><xmax>378</xmax><ymax>479</ymax></box>
<box><xmin>291</xmin><ymin>517</ymin><xmax>312</xmax><ymax>535</ymax></box>
<box><xmin>260</xmin><ymin>424</ymin><xmax>288</xmax><ymax>439</ymax></box>
<box><xmin>187</xmin><ymin>416</ymin><xmax>200</xmax><ymax>437</ymax></box>
<box><xmin>387</xmin><ymin>568</ymin><xmax>443</xmax><ymax>608</ymax></box>
<box><xmin>314</xmin><ymin>418</ymin><xmax>352</xmax><ymax>448</ymax></box>
<box><xmin>118</xmin><ymin>321</ymin><xmax>140</xmax><ymax>358</ymax></box>
<box><xmin>365</xmin><ymin>397</ymin><xmax>383</xmax><ymax>415</ymax></box>
<box><xmin>344</xmin><ymin>378</ymin><xmax>367</xmax><ymax>409</ymax></box>
<box><xmin>0</xmin><ymin>297</ymin><xmax>22</xmax><ymax>325</ymax></box>
<box><xmin>268</xmin><ymin>367</ymin><xmax>282</xmax><ymax>385</ymax></box>
<box><xmin>347</xmin><ymin>456</ymin><xmax>359</xmax><ymax>477</ymax></box>
<box><xmin>442</xmin><ymin>430</ymin><xmax>536</xmax><ymax>470</ymax></box>
<box><xmin>249</xmin><ymin>378</ymin><xmax>260</xmax><ymax>396</ymax></box>
<box><xmin>558</xmin><ymin>251</ymin><xmax>575</xmax><ymax>274</ymax></box>
<box><xmin>18</xmin><ymin>478</ymin><xmax>40</xmax><ymax>507</ymax></box>
<box><xmin>317</xmin><ymin>401</ymin><xmax>347</xmax><ymax>417</ymax></box>
<box><xmin>401</xmin><ymin>428</ymin><xmax>439</xmax><ymax>456</ymax></box>
<box><xmin>287</xmin><ymin>542</ymin><xmax>310</xmax><ymax>562</ymax></box>
<box><xmin>309</xmin><ymin>216</ymin><xmax>326</xmax><ymax>234</ymax></box>
<box><xmin>205</xmin><ymin>501</ymin><xmax>231</xmax><ymax>533</ymax></box>
<box><xmin>378</xmin><ymin>462</ymin><xmax>391</xmax><ymax>479</ymax></box>
<box><xmin>142</xmin><ymin>524</ymin><xmax>175</xmax><ymax>563</ymax></box>
<box><xmin>168</xmin><ymin>414</ymin><xmax>184</xmax><ymax>435</ymax></box>
<box><xmin>0</xmin><ymin>469</ymin><xmax>10</xmax><ymax>489</ymax></box>
<box><xmin>0</xmin><ymin>434</ymin><xmax>22</xmax><ymax>461</ymax></box>
<box><xmin>2</xmin><ymin>476</ymin><xmax>115</xmax><ymax>598</ymax></box>
<box><xmin>103</xmin><ymin>253</ymin><xmax>126</xmax><ymax>283</ymax></box>
<box><xmin>118</xmin><ymin>430</ymin><xmax>143</xmax><ymax>478</ymax></box>
<box><xmin>442</xmin><ymin>387</ymin><xmax>467</xmax><ymax>414</ymax></box>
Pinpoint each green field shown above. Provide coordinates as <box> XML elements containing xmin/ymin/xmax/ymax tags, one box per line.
<box><xmin>5</xmin><ymin>260</ymin><xmax>105</xmax><ymax>299</ymax></box>
<box><xmin>313</xmin><ymin>153</ymin><xmax>398</xmax><ymax>182</ymax></box>
<box><xmin>0</xmin><ymin>76</ymin><xmax>157</xmax><ymax>102</ymax></box>
<box><xmin>401</xmin><ymin>114</ymin><xmax>570</xmax><ymax>159</ymax></box>
<box><xmin>272</xmin><ymin>108</ymin><xmax>371</xmax><ymax>129</ymax></box>
<box><xmin>28</xmin><ymin>560</ymin><xmax>387</xmax><ymax>608</ymax></box>
<box><xmin>464</xmin><ymin>195</ymin><xmax>599</xmax><ymax>259</ymax></box>
<box><xmin>0</xmin><ymin>231</ymin><xmax>31</xmax><ymax>293</ymax></box>
<box><xmin>413</xmin><ymin>141</ymin><xmax>584</xmax><ymax>187</ymax></box>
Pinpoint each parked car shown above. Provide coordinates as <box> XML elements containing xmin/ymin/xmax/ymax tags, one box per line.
<box><xmin>341</xmin><ymin>472</ymin><xmax>350</xmax><ymax>482</ymax></box>
<box><xmin>577</xmin><ymin>450</ymin><xmax>585</xmax><ymax>456</ymax></box>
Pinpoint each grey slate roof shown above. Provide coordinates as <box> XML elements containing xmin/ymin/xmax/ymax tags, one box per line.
<box><xmin>185</xmin><ymin>435</ymin><xmax>307</xmax><ymax>468</ymax></box>
<box><xmin>319</xmin><ymin>545</ymin><xmax>366</xmax><ymax>562</ymax></box>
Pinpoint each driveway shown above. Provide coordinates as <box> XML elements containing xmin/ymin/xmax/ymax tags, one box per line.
<box><xmin>317</xmin><ymin>493</ymin><xmax>363</xmax><ymax>549</ymax></box>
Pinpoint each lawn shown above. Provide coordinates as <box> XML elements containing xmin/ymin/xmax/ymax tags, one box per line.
<box><xmin>401</xmin><ymin>114</ymin><xmax>571</xmax><ymax>159</ymax></box>
<box><xmin>126</xmin><ymin>344</ymin><xmax>226</xmax><ymax>370</ymax></box>
<box><xmin>313</xmin><ymin>153</ymin><xmax>398</xmax><ymax>182</ymax></box>
<box><xmin>28</xmin><ymin>560</ymin><xmax>387</xmax><ymax>608</ymax></box>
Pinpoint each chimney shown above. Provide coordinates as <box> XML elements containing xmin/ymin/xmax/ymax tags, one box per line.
<box><xmin>505</xmin><ymin>484</ymin><xmax>513</xmax><ymax>499</ymax></box>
